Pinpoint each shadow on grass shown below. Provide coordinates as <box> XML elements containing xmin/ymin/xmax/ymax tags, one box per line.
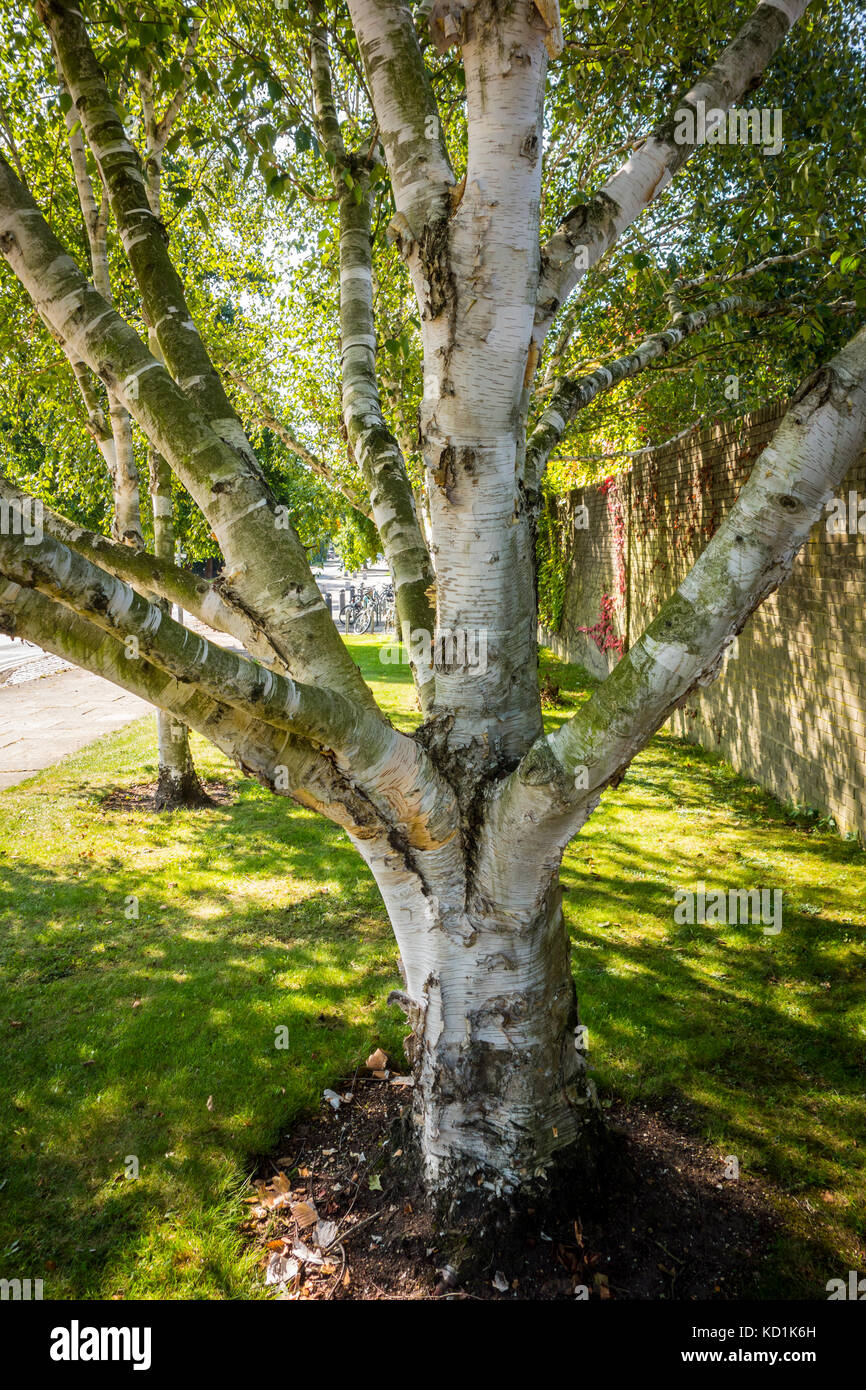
<box><xmin>0</xmin><ymin>651</ymin><xmax>863</xmax><ymax>1298</ymax></box>
<box><xmin>0</xmin><ymin>786</ymin><xmax>405</xmax><ymax>1297</ymax></box>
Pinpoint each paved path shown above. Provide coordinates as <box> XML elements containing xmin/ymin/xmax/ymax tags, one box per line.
<box><xmin>0</xmin><ymin>635</ymin><xmax>42</xmax><ymax>673</ymax></box>
<box><xmin>0</xmin><ymin>668</ymin><xmax>151</xmax><ymax>790</ymax></box>
<box><xmin>0</xmin><ymin>570</ymin><xmax>387</xmax><ymax>793</ymax></box>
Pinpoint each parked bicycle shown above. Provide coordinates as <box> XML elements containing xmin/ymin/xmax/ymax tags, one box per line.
<box><xmin>339</xmin><ymin>582</ymin><xmax>394</xmax><ymax>634</ymax></box>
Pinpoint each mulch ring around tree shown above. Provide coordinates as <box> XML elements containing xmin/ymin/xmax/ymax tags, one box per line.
<box><xmin>243</xmin><ymin>1072</ymin><xmax>781</xmax><ymax>1301</ymax></box>
<box><xmin>96</xmin><ymin>779</ymin><xmax>236</xmax><ymax>811</ymax></box>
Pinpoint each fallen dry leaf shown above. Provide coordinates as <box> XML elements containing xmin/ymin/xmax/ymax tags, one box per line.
<box><xmin>366</xmin><ymin>1047</ymin><xmax>388</xmax><ymax>1070</ymax></box>
<box><xmin>291</xmin><ymin>1199</ymin><xmax>318</xmax><ymax>1229</ymax></box>
<box><xmin>315</xmin><ymin>1219</ymin><xmax>338</xmax><ymax>1250</ymax></box>
<box><xmin>292</xmin><ymin>1241</ymin><xmax>323</xmax><ymax>1266</ymax></box>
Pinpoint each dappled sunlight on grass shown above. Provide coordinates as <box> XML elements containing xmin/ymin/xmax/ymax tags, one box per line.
<box><xmin>541</xmin><ymin>651</ymin><xmax>866</xmax><ymax>1293</ymax></box>
<box><xmin>0</xmin><ymin>719</ymin><xmax>404</xmax><ymax>1298</ymax></box>
<box><xmin>0</xmin><ymin>649</ymin><xmax>863</xmax><ymax>1297</ymax></box>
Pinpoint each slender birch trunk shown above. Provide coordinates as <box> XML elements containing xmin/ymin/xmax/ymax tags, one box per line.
<box><xmin>148</xmin><ymin>446</ymin><xmax>210</xmax><ymax>810</ymax></box>
<box><xmin>137</xmin><ymin>46</ymin><xmax>206</xmax><ymax>807</ymax></box>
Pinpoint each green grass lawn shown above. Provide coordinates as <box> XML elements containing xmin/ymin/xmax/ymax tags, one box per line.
<box><xmin>0</xmin><ymin>637</ymin><xmax>863</xmax><ymax>1298</ymax></box>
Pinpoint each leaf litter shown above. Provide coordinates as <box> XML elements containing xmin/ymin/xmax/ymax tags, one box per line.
<box><xmin>243</xmin><ymin>1060</ymin><xmax>780</xmax><ymax>1299</ymax></box>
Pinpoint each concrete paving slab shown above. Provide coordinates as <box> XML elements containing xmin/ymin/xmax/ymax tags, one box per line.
<box><xmin>0</xmin><ymin>668</ymin><xmax>151</xmax><ymax>791</ymax></box>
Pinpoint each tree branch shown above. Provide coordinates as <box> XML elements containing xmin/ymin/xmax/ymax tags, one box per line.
<box><xmin>310</xmin><ymin>23</ymin><xmax>436</xmax><ymax>707</ymax></box>
<box><xmin>0</xmin><ymin>526</ymin><xmax>458</xmax><ymax>854</ymax></box>
<box><xmin>229</xmin><ymin>371</ymin><xmax>373</xmax><ymax>519</ymax></box>
<box><xmin>526</xmin><ymin>294</ymin><xmax>772</xmax><ymax>491</ymax></box>
<box><xmin>0</xmin><ymin>147</ymin><xmax>379</xmax><ymax>712</ymax></box>
<box><xmin>534</xmin><ymin>0</ymin><xmax>812</xmax><ymax>342</ymax></box>
<box><xmin>0</xmin><ymin>576</ymin><xmax>323</xmax><ymax>802</ymax></box>
<box><xmin>344</xmin><ymin>0</ymin><xmax>454</xmax><ymax>236</ymax></box>
<box><xmin>0</xmin><ymin>473</ymin><xmax>283</xmax><ymax>666</ymax></box>
<box><xmin>45</xmin><ymin>43</ymin><xmax>143</xmax><ymax>544</ymax></box>
<box><xmin>484</xmin><ymin>323</ymin><xmax>866</xmax><ymax>894</ymax></box>
<box><xmin>677</xmin><ymin>244</ymin><xmax>824</xmax><ymax>294</ymax></box>
<box><xmin>549</xmin><ymin>414</ymin><xmax>711</xmax><ymax>466</ymax></box>
<box><xmin>38</xmin><ymin>0</ymin><xmax>257</xmax><ymax>466</ymax></box>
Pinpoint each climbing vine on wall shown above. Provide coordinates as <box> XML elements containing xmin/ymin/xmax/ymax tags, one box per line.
<box><xmin>576</xmin><ymin>590</ymin><xmax>625</xmax><ymax>658</ymax></box>
<box><xmin>574</xmin><ymin>475</ymin><xmax>627</xmax><ymax>658</ymax></box>
<box><xmin>536</xmin><ymin>493</ymin><xmax>567</xmax><ymax>631</ymax></box>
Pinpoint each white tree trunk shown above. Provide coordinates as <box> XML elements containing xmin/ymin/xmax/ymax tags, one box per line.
<box><xmin>354</xmin><ymin>836</ymin><xmax>591</xmax><ymax>1203</ymax></box>
<box><xmin>416</xmin><ymin>2</ymin><xmax>548</xmax><ymax>769</ymax></box>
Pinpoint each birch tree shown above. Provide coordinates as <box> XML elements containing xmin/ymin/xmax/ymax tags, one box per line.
<box><xmin>1</xmin><ymin>0</ymin><xmax>864</xmax><ymax>1215</ymax></box>
<box><xmin>1</xmin><ymin>2</ymin><xmax>209</xmax><ymax>806</ymax></box>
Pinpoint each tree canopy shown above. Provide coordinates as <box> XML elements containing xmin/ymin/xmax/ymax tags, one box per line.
<box><xmin>2</xmin><ymin>0</ymin><xmax>862</xmax><ymax>550</ymax></box>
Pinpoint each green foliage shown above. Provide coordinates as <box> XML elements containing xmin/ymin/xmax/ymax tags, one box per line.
<box><xmin>333</xmin><ymin>508</ymin><xmax>381</xmax><ymax>573</ymax></box>
<box><xmin>541</xmin><ymin>0</ymin><xmax>866</xmax><ymax>485</ymax></box>
<box><xmin>0</xmin><ymin>0</ymin><xmax>863</xmax><ymax>561</ymax></box>
<box><xmin>536</xmin><ymin>501</ymin><xmax>567</xmax><ymax>631</ymax></box>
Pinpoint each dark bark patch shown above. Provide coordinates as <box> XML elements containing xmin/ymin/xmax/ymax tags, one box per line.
<box><xmin>417</xmin><ymin>216</ymin><xmax>456</xmax><ymax>322</ymax></box>
<box><xmin>210</xmin><ymin>475</ymin><xmax>240</xmax><ymax>496</ymax></box>
<box><xmin>430</xmin><ymin>444</ymin><xmax>457</xmax><ymax>498</ymax></box>
<box><xmin>520</xmin><ymin>129</ymin><xmax>540</xmax><ymax>163</ymax></box>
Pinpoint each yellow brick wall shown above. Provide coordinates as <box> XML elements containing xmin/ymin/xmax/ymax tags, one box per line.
<box><xmin>543</xmin><ymin>403</ymin><xmax>866</xmax><ymax>840</ymax></box>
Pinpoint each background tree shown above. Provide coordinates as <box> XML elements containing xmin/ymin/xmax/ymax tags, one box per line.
<box><xmin>0</xmin><ymin>0</ymin><xmax>212</xmax><ymax>804</ymax></box>
<box><xmin>0</xmin><ymin>0</ymin><xmax>864</xmax><ymax>1217</ymax></box>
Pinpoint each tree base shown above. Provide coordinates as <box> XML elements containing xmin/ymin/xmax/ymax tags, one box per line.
<box><xmin>246</xmin><ymin>1076</ymin><xmax>779</xmax><ymax>1300</ymax></box>
<box><xmin>153</xmin><ymin>768</ymin><xmax>214</xmax><ymax>811</ymax></box>
<box><xmin>410</xmin><ymin>1105</ymin><xmax>614</xmax><ymax>1269</ymax></box>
